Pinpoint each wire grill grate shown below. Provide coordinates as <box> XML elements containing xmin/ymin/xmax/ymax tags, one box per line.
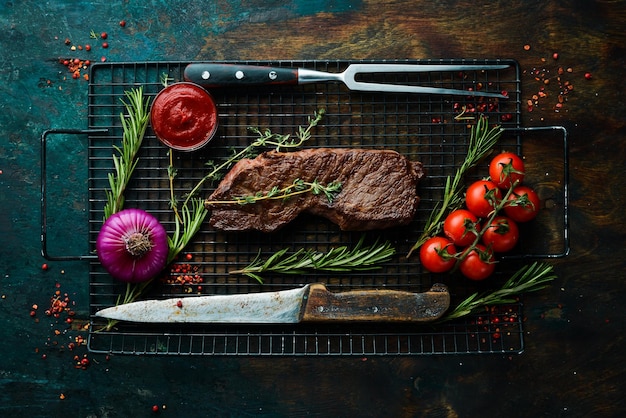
<box><xmin>85</xmin><ymin>59</ymin><xmax>545</xmax><ymax>356</ymax></box>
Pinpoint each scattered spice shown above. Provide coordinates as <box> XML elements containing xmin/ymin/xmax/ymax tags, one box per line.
<box><xmin>522</xmin><ymin>47</ymin><xmax>592</xmax><ymax>115</ymax></box>
<box><xmin>30</xmin><ymin>275</ymin><xmax>98</xmax><ymax>371</ymax></box>
<box><xmin>468</xmin><ymin>305</ymin><xmax>520</xmax><ymax>345</ymax></box>
<box><xmin>58</xmin><ymin>25</ymin><xmax>120</xmax><ymax>78</ymax></box>
<box><xmin>161</xmin><ymin>263</ymin><xmax>204</xmax><ymax>293</ymax></box>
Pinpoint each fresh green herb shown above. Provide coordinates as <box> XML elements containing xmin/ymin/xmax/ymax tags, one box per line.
<box><xmin>160</xmin><ymin>72</ymin><xmax>174</xmax><ymax>87</ymax></box>
<box><xmin>440</xmin><ymin>262</ymin><xmax>556</xmax><ymax>322</ymax></box>
<box><xmin>182</xmin><ymin>109</ymin><xmax>325</xmax><ymax>206</ymax></box>
<box><xmin>103</xmin><ymin>87</ymin><xmax>151</xmax><ymax>219</ymax></box>
<box><xmin>205</xmin><ymin>178</ymin><xmax>342</xmax><ymax>206</ymax></box>
<box><xmin>230</xmin><ymin>236</ymin><xmax>396</xmax><ymax>284</ymax></box>
<box><xmin>407</xmin><ymin>116</ymin><xmax>503</xmax><ymax>257</ymax></box>
<box><xmin>166</xmin><ymin>149</ymin><xmax>209</xmax><ymax>264</ymax></box>
<box><xmin>166</xmin><ymin>197</ymin><xmax>208</xmax><ymax>265</ymax></box>
<box><xmin>248</xmin><ymin>108</ymin><xmax>325</xmax><ymax>151</ymax></box>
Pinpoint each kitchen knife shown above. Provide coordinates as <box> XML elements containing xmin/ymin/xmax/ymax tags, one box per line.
<box><xmin>184</xmin><ymin>63</ymin><xmax>510</xmax><ymax>98</ymax></box>
<box><xmin>95</xmin><ymin>283</ymin><xmax>450</xmax><ymax>324</ymax></box>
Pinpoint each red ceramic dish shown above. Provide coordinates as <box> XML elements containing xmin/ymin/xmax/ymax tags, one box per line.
<box><xmin>150</xmin><ymin>82</ymin><xmax>218</xmax><ymax>151</ymax></box>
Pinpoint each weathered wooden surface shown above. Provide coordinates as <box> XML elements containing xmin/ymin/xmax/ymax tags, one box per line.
<box><xmin>1</xmin><ymin>0</ymin><xmax>625</xmax><ymax>416</ymax></box>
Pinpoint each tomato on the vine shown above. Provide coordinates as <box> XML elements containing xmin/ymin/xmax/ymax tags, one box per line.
<box><xmin>504</xmin><ymin>185</ymin><xmax>540</xmax><ymax>222</ymax></box>
<box><xmin>465</xmin><ymin>180</ymin><xmax>502</xmax><ymax>218</ymax></box>
<box><xmin>481</xmin><ymin>216</ymin><xmax>519</xmax><ymax>252</ymax></box>
<box><xmin>443</xmin><ymin>209</ymin><xmax>480</xmax><ymax>247</ymax></box>
<box><xmin>459</xmin><ymin>244</ymin><xmax>496</xmax><ymax>281</ymax></box>
<box><xmin>419</xmin><ymin>236</ymin><xmax>457</xmax><ymax>273</ymax></box>
<box><xmin>489</xmin><ymin>152</ymin><xmax>525</xmax><ymax>189</ymax></box>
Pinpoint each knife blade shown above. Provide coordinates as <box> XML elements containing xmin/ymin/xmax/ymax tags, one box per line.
<box><xmin>95</xmin><ymin>283</ymin><xmax>450</xmax><ymax>324</ymax></box>
<box><xmin>184</xmin><ymin>63</ymin><xmax>510</xmax><ymax>98</ymax></box>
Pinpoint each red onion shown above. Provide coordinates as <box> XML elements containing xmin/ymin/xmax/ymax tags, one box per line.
<box><xmin>96</xmin><ymin>208</ymin><xmax>169</xmax><ymax>283</ymax></box>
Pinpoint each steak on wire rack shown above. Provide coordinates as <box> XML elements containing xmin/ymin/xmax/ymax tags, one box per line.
<box><xmin>205</xmin><ymin>148</ymin><xmax>424</xmax><ymax>232</ymax></box>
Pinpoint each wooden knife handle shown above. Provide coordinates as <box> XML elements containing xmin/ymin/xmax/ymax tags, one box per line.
<box><xmin>300</xmin><ymin>283</ymin><xmax>450</xmax><ymax>322</ymax></box>
<box><xmin>184</xmin><ymin>63</ymin><xmax>299</xmax><ymax>88</ymax></box>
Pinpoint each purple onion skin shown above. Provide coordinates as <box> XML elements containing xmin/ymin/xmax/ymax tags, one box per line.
<box><xmin>96</xmin><ymin>208</ymin><xmax>169</xmax><ymax>283</ymax></box>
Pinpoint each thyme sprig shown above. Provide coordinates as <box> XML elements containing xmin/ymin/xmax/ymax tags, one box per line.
<box><xmin>206</xmin><ymin>178</ymin><xmax>342</xmax><ymax>206</ymax></box>
<box><xmin>230</xmin><ymin>236</ymin><xmax>396</xmax><ymax>284</ymax></box>
<box><xmin>441</xmin><ymin>262</ymin><xmax>556</xmax><ymax>321</ymax></box>
<box><xmin>407</xmin><ymin>116</ymin><xmax>503</xmax><ymax>257</ymax></box>
<box><xmin>103</xmin><ymin>87</ymin><xmax>151</xmax><ymax>219</ymax></box>
<box><xmin>249</xmin><ymin>108</ymin><xmax>325</xmax><ymax>151</ymax></box>
<box><xmin>183</xmin><ymin>109</ymin><xmax>325</xmax><ymax>206</ymax></box>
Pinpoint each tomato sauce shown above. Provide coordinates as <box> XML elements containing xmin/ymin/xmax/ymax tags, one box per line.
<box><xmin>151</xmin><ymin>82</ymin><xmax>218</xmax><ymax>151</ymax></box>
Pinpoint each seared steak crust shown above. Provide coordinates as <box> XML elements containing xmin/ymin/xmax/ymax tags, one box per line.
<box><xmin>205</xmin><ymin>148</ymin><xmax>424</xmax><ymax>232</ymax></box>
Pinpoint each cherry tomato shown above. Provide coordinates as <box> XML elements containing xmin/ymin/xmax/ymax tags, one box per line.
<box><xmin>489</xmin><ymin>152</ymin><xmax>525</xmax><ymax>189</ymax></box>
<box><xmin>481</xmin><ymin>216</ymin><xmax>519</xmax><ymax>252</ymax></box>
<box><xmin>465</xmin><ymin>180</ymin><xmax>502</xmax><ymax>218</ymax></box>
<box><xmin>419</xmin><ymin>236</ymin><xmax>457</xmax><ymax>273</ymax></box>
<box><xmin>459</xmin><ymin>244</ymin><xmax>496</xmax><ymax>281</ymax></box>
<box><xmin>443</xmin><ymin>209</ymin><xmax>480</xmax><ymax>247</ymax></box>
<box><xmin>504</xmin><ymin>185</ymin><xmax>540</xmax><ymax>222</ymax></box>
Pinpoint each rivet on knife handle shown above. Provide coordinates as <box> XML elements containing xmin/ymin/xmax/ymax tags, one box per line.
<box><xmin>301</xmin><ymin>283</ymin><xmax>450</xmax><ymax>322</ymax></box>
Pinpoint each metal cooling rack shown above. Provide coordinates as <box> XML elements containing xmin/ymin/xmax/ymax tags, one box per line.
<box><xmin>74</xmin><ymin>59</ymin><xmax>566</xmax><ymax>355</ymax></box>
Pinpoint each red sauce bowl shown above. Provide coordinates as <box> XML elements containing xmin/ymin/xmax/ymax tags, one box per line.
<box><xmin>150</xmin><ymin>82</ymin><xmax>218</xmax><ymax>152</ymax></box>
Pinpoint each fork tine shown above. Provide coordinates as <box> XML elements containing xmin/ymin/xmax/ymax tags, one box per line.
<box><xmin>345</xmin><ymin>64</ymin><xmax>510</xmax><ymax>74</ymax></box>
<box><xmin>342</xmin><ymin>64</ymin><xmax>510</xmax><ymax>98</ymax></box>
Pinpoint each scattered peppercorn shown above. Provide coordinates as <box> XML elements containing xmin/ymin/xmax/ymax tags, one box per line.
<box><xmin>119</xmin><ymin>20</ymin><xmax>126</xmax><ymax>27</ymax></box>
<box><xmin>102</xmin><ymin>42</ymin><xmax>109</xmax><ymax>49</ymax></box>
<box><xmin>161</xmin><ymin>263</ymin><xmax>204</xmax><ymax>293</ymax></box>
<box><xmin>42</xmin><ymin>263</ymin><xmax>49</xmax><ymax>271</ymax></box>
<box><xmin>100</xmin><ymin>32</ymin><xmax>108</xmax><ymax>39</ymax></box>
<box><xmin>584</xmin><ymin>72</ymin><xmax>592</xmax><ymax>80</ymax></box>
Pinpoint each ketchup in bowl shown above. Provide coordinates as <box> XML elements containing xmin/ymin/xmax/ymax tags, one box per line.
<box><xmin>151</xmin><ymin>82</ymin><xmax>218</xmax><ymax>151</ymax></box>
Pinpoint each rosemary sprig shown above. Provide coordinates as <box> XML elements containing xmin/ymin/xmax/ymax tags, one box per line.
<box><xmin>103</xmin><ymin>87</ymin><xmax>151</xmax><ymax>219</ymax></box>
<box><xmin>440</xmin><ymin>262</ymin><xmax>556</xmax><ymax>322</ymax></box>
<box><xmin>206</xmin><ymin>178</ymin><xmax>342</xmax><ymax>206</ymax></box>
<box><xmin>407</xmin><ymin>116</ymin><xmax>503</xmax><ymax>257</ymax></box>
<box><xmin>230</xmin><ymin>236</ymin><xmax>396</xmax><ymax>284</ymax></box>
<box><xmin>183</xmin><ymin>109</ymin><xmax>325</xmax><ymax>206</ymax></box>
<box><xmin>166</xmin><ymin>197</ymin><xmax>208</xmax><ymax>265</ymax></box>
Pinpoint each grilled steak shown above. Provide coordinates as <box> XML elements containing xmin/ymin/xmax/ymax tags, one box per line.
<box><xmin>205</xmin><ymin>148</ymin><xmax>424</xmax><ymax>232</ymax></box>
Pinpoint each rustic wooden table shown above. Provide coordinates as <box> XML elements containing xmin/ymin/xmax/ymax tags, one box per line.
<box><xmin>1</xmin><ymin>1</ymin><xmax>624</xmax><ymax>416</ymax></box>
